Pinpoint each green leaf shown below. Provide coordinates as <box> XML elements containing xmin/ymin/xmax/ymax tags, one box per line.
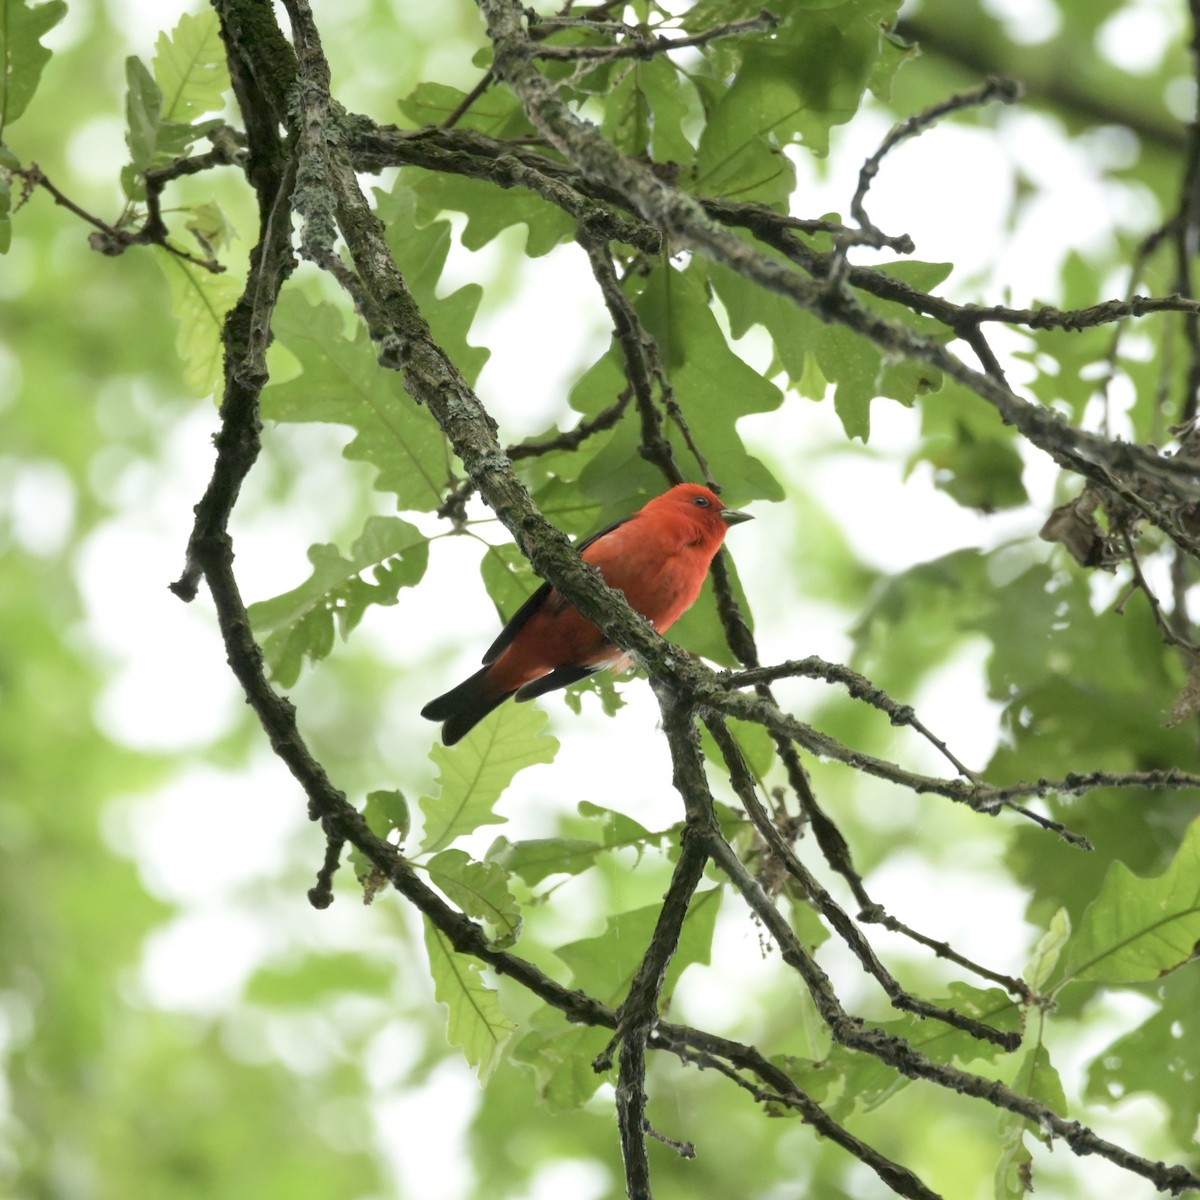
<box><xmin>121</xmin><ymin>55</ymin><xmax>213</xmax><ymax>200</ymax></box>
<box><xmin>555</xmin><ymin>887</ymin><xmax>721</xmax><ymax>1000</ymax></box>
<box><xmin>486</xmin><ymin>801</ymin><xmax>672</xmax><ymax>885</ymax></box>
<box><xmin>601</xmin><ymin>57</ymin><xmax>696</xmax><ymax>167</ymax></box>
<box><xmin>821</xmin><ymin>322</ymin><xmax>883</xmax><ymax>442</ymax></box>
<box><xmin>183</xmin><ymin>200</ymin><xmax>237</xmax><ymax>256</ymax></box>
<box><xmin>123</xmin><ymin>55</ymin><xmax>164</xmax><ymax>179</ymax></box>
<box><xmin>479</xmin><ymin>542</ymin><xmax>540</xmax><ymax>623</ymax></box>
<box><xmin>0</xmin><ymin>0</ymin><xmax>66</xmax><ymax>133</ymax></box>
<box><xmin>642</xmin><ymin>56</ymin><xmax>695</xmax><ymax>166</ymax></box>
<box><xmin>425</xmin><ymin>849</ymin><xmax>522</xmax><ymax>948</ymax></box>
<box><xmin>994</xmin><ymin>1021</ymin><xmax>1067</xmax><ymax>1200</ymax></box>
<box><xmin>574</xmin><ymin>262</ymin><xmax>784</xmax><ymax>507</ymax></box>
<box><xmin>918</xmin><ymin>427</ymin><xmax>1028</xmax><ymax>512</ymax></box>
<box><xmin>363</xmin><ymin>788</ymin><xmax>410</xmax><ymax>841</ymax></box>
<box><xmin>486</xmin><ymin>835</ymin><xmax>607</xmax><ymax>885</ymax></box>
<box><xmin>151</xmin><ymin>10</ymin><xmax>228</xmax><ymax>126</ymax></box>
<box><xmin>418</xmin><ymin>703</ymin><xmax>559</xmax><ymax>854</ymax></box>
<box><xmin>560</xmin><ymin>671</ymin><xmax>627</xmax><ymax>718</ymax></box>
<box><xmin>710</xmin><ymin>257</ymin><xmax>818</xmax><ymax>384</ymax></box>
<box><xmin>576</xmin><ymin>800</ymin><xmax>655</xmax><ymax>850</ymax></box>
<box><xmin>1085</xmin><ymin>970</ymin><xmax>1200</xmax><ymax>1146</ymax></box>
<box><xmin>851</xmin><ymin>549</ymin><xmax>988</xmax><ymax>694</ymax></box>
<box><xmin>994</xmin><ymin>1015</ymin><xmax>1067</xmax><ymax>1199</ymax></box>
<box><xmin>160</xmin><ymin>254</ymin><xmax>242</xmax><ymax>398</ymax></box>
<box><xmin>404</xmin><ymin>168</ymin><xmax>575</xmax><ymax>258</ymax></box>
<box><xmin>374</xmin><ymin>183</ymin><xmax>491</xmax><ymax>378</ymax></box>
<box><xmin>246</xmin><ymin>953</ymin><xmax>394</xmax><ymax>1006</ymax></box>
<box><xmin>693</xmin><ymin>75</ymin><xmax>795</xmax><ymax>206</ymax></box>
<box><xmin>349</xmin><ymin>789</ymin><xmax>410</xmax><ymax>885</ymax></box>
<box><xmin>424</xmin><ymin>918</ymin><xmax>516</xmax><ymax>1083</ymax></box>
<box><xmin>1062</xmin><ymin>815</ymin><xmax>1200</xmax><ymax>985</ymax></box>
<box><xmin>868</xmin><ymin>27</ymin><xmax>920</xmax><ymax>102</ymax></box>
<box><xmin>264</xmin><ymin>292</ymin><xmax>453</xmax><ymax>510</ymax></box>
<box><xmin>512</xmin><ymin>1024</ymin><xmax>614</xmax><ymax>1112</ymax></box>
<box><xmin>694</xmin><ymin>0</ymin><xmax>895</xmax><ymax>197</ymax></box>
<box><xmin>1024</xmin><ymin>907</ymin><xmax>1070</xmax><ymax>994</ymax></box>
<box><xmin>0</xmin><ymin>160</ymin><xmax>11</xmax><ymax>254</ymax></box>
<box><xmin>910</xmin><ymin>381</ymin><xmax>1028</xmax><ymax>512</ymax></box>
<box><xmin>397</xmin><ymin>80</ymin><xmax>529</xmax><ymax>138</ymax></box>
<box><xmin>248</xmin><ymin>516</ymin><xmax>430</xmax><ymax>686</ymax></box>
<box><xmin>712</xmin><ymin>256</ymin><xmax>947</xmax><ymax>434</ymax></box>
<box><xmin>994</xmin><ymin>1121</ymin><xmax>1034</xmax><ymax>1200</ymax></box>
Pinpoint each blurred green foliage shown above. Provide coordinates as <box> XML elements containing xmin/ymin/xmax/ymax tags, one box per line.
<box><xmin>4</xmin><ymin>1</ymin><xmax>1200</xmax><ymax>1198</ymax></box>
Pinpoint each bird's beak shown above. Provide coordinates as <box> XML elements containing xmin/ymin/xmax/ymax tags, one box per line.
<box><xmin>720</xmin><ymin>507</ymin><xmax>753</xmax><ymax>526</ymax></box>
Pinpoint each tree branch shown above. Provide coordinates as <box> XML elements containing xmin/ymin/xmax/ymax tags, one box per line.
<box><xmin>529</xmin><ymin>10</ymin><xmax>779</xmax><ymax>62</ymax></box>
<box><xmin>703</xmin><ymin>713</ymin><xmax>1020</xmax><ymax>1044</ymax></box>
<box><xmin>152</xmin><ymin>5</ymin><xmax>1200</xmax><ymax>1195</ymax></box>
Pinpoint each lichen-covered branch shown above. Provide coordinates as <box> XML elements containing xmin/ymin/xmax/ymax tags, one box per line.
<box><xmin>146</xmin><ymin>3</ymin><xmax>1200</xmax><ymax>1196</ymax></box>
<box><xmin>477</xmin><ymin>0</ymin><xmax>1200</xmax><ymax>553</ymax></box>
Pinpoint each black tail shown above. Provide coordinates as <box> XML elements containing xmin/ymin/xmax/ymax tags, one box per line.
<box><xmin>420</xmin><ymin>665</ymin><xmax>514</xmax><ymax>746</ymax></box>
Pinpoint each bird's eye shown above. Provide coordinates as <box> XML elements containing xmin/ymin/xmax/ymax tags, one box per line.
<box><xmin>692</xmin><ymin>496</ymin><xmax>709</xmax><ymax>507</ymax></box>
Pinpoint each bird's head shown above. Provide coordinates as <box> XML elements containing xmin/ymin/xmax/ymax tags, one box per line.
<box><xmin>650</xmin><ymin>483</ymin><xmax>753</xmax><ymax>540</ymax></box>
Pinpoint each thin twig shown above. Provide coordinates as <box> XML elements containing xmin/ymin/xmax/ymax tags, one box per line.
<box><xmin>18</xmin><ymin>160</ymin><xmax>229</xmax><ymax>273</ymax></box>
<box><xmin>529</xmin><ymin>10</ymin><xmax>779</xmax><ymax>62</ymax></box>
<box><xmin>645</xmin><ymin>681</ymin><xmax>1198</xmax><ymax>1194</ymax></box>
<box><xmin>849</xmin><ymin>77</ymin><xmax>1022</xmax><ymax>239</ymax></box>
<box><xmin>723</xmin><ymin>656</ymin><xmax>980</xmax><ymax>780</ymax></box>
<box><xmin>827</xmin><ymin>78</ymin><xmax>1023</xmax><ymax>291</ymax></box>
<box><xmin>1119</xmin><ymin>529</ymin><xmax>1200</xmax><ymax>655</ymax></box>
<box><xmin>649</xmin><ymin>1032</ymin><xmax>943</xmax><ymax>1200</ymax></box>
<box><xmin>610</xmin><ymin>826</ymin><xmax>710</xmax><ymax>1199</ymax></box>
<box><xmin>1173</xmin><ymin>0</ymin><xmax>1200</xmax><ymax>424</ymax></box>
<box><xmin>442</xmin><ymin>67</ymin><xmax>496</xmax><ymax>129</ymax></box>
<box><xmin>704</xmin><ymin>713</ymin><xmax>1019</xmax><ymax>1047</ymax></box>
<box><xmin>307</xmin><ymin>829</ymin><xmax>344</xmax><ymax>909</ymax></box>
<box><xmin>576</xmin><ymin>227</ymin><xmax>687</xmax><ymax>483</ymax></box>
<box><xmin>434</xmin><ymin>388</ymin><xmax>634</xmax><ymax>521</ymax></box>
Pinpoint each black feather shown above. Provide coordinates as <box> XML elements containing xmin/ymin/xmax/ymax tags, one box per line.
<box><xmin>423</xmin><ymin>513</ymin><xmax>638</xmax><ymax>744</ymax></box>
<box><xmin>513</xmin><ymin>664</ymin><xmax>599</xmax><ymax>701</ymax></box>
<box><xmin>420</xmin><ymin>666</ymin><xmax>515</xmax><ymax>746</ymax></box>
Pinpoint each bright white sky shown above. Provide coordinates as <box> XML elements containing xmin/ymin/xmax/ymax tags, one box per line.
<box><xmin>25</xmin><ymin>0</ymin><xmax>1183</xmax><ymax>1195</ymax></box>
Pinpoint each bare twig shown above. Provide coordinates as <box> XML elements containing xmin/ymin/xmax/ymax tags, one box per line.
<box><xmin>825</xmin><ymin>77</ymin><xmax>1022</xmax><ymax>292</ymax></box>
<box><xmin>704</xmin><ymin>713</ymin><xmax>1019</xmax><ymax>1047</ymax></box>
<box><xmin>307</xmin><ymin>830</ymin><xmax>344</xmax><ymax>909</ymax></box>
<box><xmin>1172</xmin><ymin>0</ymin><xmax>1200</xmax><ymax>425</ymax></box>
<box><xmin>17</xmin><ymin>158</ymin><xmax>231</xmax><ymax>273</ymax></box>
<box><xmin>723</xmin><ymin>656</ymin><xmax>980</xmax><ymax>781</ymax></box>
<box><xmin>434</xmin><ymin>387</ymin><xmax>634</xmax><ymax>521</ymax></box>
<box><xmin>651</xmin><ymin>686</ymin><xmax>1198</xmax><ymax>1196</ymax></box>
<box><xmin>849</xmin><ymin>77</ymin><xmax>1022</xmax><ymax>241</ymax></box>
<box><xmin>442</xmin><ymin>67</ymin><xmax>496</xmax><ymax>129</ymax></box>
<box><xmin>1118</xmin><ymin>529</ymin><xmax>1200</xmax><ymax>656</ymax></box>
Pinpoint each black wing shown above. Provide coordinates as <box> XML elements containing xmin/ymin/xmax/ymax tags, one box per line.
<box><xmin>480</xmin><ymin>513</ymin><xmax>635</xmax><ymax>665</ymax></box>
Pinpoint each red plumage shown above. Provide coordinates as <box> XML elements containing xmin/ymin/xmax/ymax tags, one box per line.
<box><xmin>421</xmin><ymin>483</ymin><xmax>752</xmax><ymax>745</ymax></box>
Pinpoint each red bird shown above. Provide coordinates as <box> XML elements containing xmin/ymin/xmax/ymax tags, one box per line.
<box><xmin>421</xmin><ymin>483</ymin><xmax>752</xmax><ymax>745</ymax></box>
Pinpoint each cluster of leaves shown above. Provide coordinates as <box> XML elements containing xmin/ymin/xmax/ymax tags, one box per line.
<box><xmin>5</xmin><ymin>1</ymin><xmax>1200</xmax><ymax>1199</ymax></box>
